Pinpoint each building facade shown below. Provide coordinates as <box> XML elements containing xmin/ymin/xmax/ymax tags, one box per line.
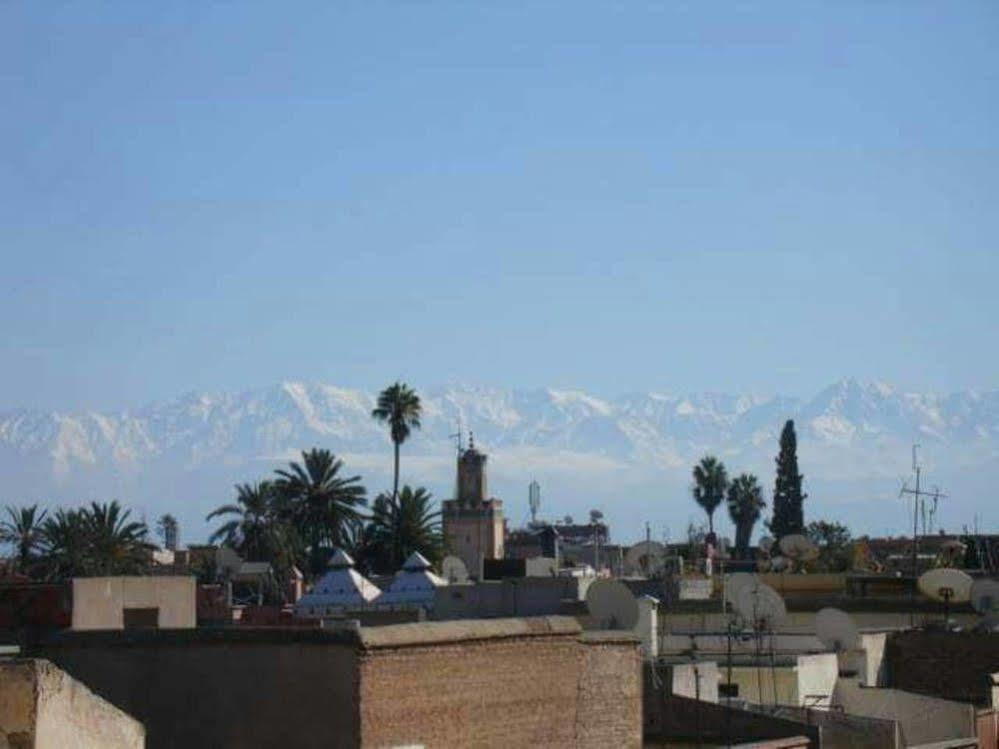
<box><xmin>442</xmin><ymin>437</ymin><xmax>504</xmax><ymax>579</ymax></box>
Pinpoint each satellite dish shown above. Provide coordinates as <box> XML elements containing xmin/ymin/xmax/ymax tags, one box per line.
<box><xmin>625</xmin><ymin>541</ymin><xmax>667</xmax><ymax>576</ymax></box>
<box><xmin>815</xmin><ymin>607</ymin><xmax>859</xmax><ymax>651</ymax></box>
<box><xmin>758</xmin><ymin>536</ymin><xmax>774</xmax><ymax>554</ymax></box>
<box><xmin>735</xmin><ymin>581</ymin><xmax>786</xmax><ymax>630</ymax></box>
<box><xmin>918</xmin><ymin>568</ymin><xmax>973</xmax><ymax>604</ymax></box>
<box><xmin>586</xmin><ymin>579</ymin><xmax>639</xmax><ymax>630</ymax></box>
<box><xmin>441</xmin><ymin>555</ymin><xmax>469</xmax><ymax>584</ymax></box>
<box><xmin>724</xmin><ymin>573</ymin><xmax>758</xmax><ymax>609</ymax></box>
<box><xmin>770</xmin><ymin>556</ymin><xmax>792</xmax><ymax>573</ymax></box>
<box><xmin>970</xmin><ymin>579</ymin><xmax>999</xmax><ymax>617</ymax></box>
<box><xmin>779</xmin><ymin>534</ymin><xmax>820</xmax><ymax>563</ymax></box>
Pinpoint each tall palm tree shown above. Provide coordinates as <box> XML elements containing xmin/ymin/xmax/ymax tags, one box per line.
<box><xmin>727</xmin><ymin>473</ymin><xmax>766</xmax><ymax>560</ymax></box>
<box><xmin>0</xmin><ymin>504</ymin><xmax>48</xmax><ymax>575</ymax></box>
<box><xmin>207</xmin><ymin>482</ymin><xmax>280</xmax><ymax>561</ymax></box>
<box><xmin>82</xmin><ymin>501</ymin><xmax>152</xmax><ymax>576</ymax></box>
<box><xmin>40</xmin><ymin>508</ymin><xmax>89</xmax><ymax>579</ymax></box>
<box><xmin>692</xmin><ymin>455</ymin><xmax>729</xmax><ymax>535</ymax></box>
<box><xmin>366</xmin><ymin>485</ymin><xmax>442</xmax><ymax>572</ymax></box>
<box><xmin>371</xmin><ymin>382</ymin><xmax>422</xmax><ymax>502</ymax></box>
<box><xmin>274</xmin><ymin>448</ymin><xmax>367</xmax><ymax>578</ymax></box>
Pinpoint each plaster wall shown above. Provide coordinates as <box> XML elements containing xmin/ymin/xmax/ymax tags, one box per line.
<box><xmin>71</xmin><ymin>577</ymin><xmax>195</xmax><ymax>630</ymax></box>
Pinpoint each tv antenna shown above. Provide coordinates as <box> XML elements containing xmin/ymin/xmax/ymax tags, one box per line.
<box><xmin>899</xmin><ymin>444</ymin><xmax>947</xmax><ymax>619</ymax></box>
<box><xmin>449</xmin><ymin>415</ymin><xmax>465</xmax><ymax>457</ymax></box>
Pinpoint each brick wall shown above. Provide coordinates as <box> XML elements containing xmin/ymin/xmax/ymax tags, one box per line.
<box><xmin>357</xmin><ymin>618</ymin><xmax>641</xmax><ymax>748</ymax></box>
<box><xmin>886</xmin><ymin>631</ymin><xmax>999</xmax><ymax>705</ymax></box>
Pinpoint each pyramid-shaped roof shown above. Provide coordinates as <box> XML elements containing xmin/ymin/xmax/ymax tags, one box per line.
<box><xmin>294</xmin><ymin>549</ymin><xmax>381</xmax><ymax>617</ymax></box>
<box><xmin>377</xmin><ymin>551</ymin><xmax>447</xmax><ymax>606</ymax></box>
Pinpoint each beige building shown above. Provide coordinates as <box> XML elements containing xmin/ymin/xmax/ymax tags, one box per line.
<box><xmin>72</xmin><ymin>576</ymin><xmax>196</xmax><ymax>630</ymax></box>
<box><xmin>442</xmin><ymin>436</ymin><xmax>504</xmax><ymax>579</ymax></box>
<box><xmin>0</xmin><ymin>658</ymin><xmax>144</xmax><ymax>748</ymax></box>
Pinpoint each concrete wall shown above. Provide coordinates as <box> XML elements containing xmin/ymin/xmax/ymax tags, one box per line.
<box><xmin>834</xmin><ymin>678</ymin><xmax>977</xmax><ymax>747</ymax></box>
<box><xmin>753</xmin><ymin>705</ymin><xmax>898</xmax><ymax>749</ymax></box>
<box><xmin>433</xmin><ymin>576</ymin><xmax>590</xmax><ymax>620</ymax></box>
<box><xmin>72</xmin><ymin>577</ymin><xmax>196</xmax><ymax>630</ymax></box>
<box><xmin>34</xmin><ymin>629</ymin><xmax>360</xmax><ymax>749</ymax></box>
<box><xmin>0</xmin><ymin>659</ymin><xmax>144</xmax><ymax>749</ymax></box>
<box><xmin>723</xmin><ymin>654</ymin><xmax>838</xmax><ymax>708</ymax></box>
<box><xmin>661</xmin><ymin>661</ymin><xmax>720</xmax><ymax>703</ymax></box>
<box><xmin>887</xmin><ymin>631</ymin><xmax>999</xmax><ymax>705</ymax></box>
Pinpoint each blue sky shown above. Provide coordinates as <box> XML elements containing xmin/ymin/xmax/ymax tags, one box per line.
<box><xmin>2</xmin><ymin>2</ymin><xmax>997</xmax><ymax>411</ymax></box>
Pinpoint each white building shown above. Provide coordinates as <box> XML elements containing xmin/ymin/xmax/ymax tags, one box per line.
<box><xmin>377</xmin><ymin>551</ymin><xmax>447</xmax><ymax>608</ymax></box>
<box><xmin>294</xmin><ymin>549</ymin><xmax>382</xmax><ymax>618</ymax></box>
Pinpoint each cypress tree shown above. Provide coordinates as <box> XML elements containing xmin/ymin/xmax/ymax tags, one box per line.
<box><xmin>769</xmin><ymin>419</ymin><xmax>806</xmax><ymax>539</ymax></box>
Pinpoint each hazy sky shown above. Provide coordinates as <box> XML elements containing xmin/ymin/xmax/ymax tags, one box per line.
<box><xmin>2</xmin><ymin>2</ymin><xmax>997</xmax><ymax>411</ymax></box>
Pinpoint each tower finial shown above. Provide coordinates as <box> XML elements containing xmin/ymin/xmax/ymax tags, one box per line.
<box><xmin>468</xmin><ymin>431</ymin><xmax>475</xmax><ymax>450</ymax></box>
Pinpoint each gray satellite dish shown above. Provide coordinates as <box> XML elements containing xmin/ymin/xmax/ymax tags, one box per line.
<box><xmin>441</xmin><ymin>555</ymin><xmax>469</xmax><ymax>584</ymax></box>
<box><xmin>758</xmin><ymin>536</ymin><xmax>774</xmax><ymax>554</ymax></box>
<box><xmin>917</xmin><ymin>568</ymin><xmax>973</xmax><ymax>604</ymax></box>
<box><xmin>735</xmin><ymin>581</ymin><xmax>787</xmax><ymax>630</ymax></box>
<box><xmin>779</xmin><ymin>534</ymin><xmax>820</xmax><ymax>569</ymax></box>
<box><xmin>586</xmin><ymin>579</ymin><xmax>640</xmax><ymax>630</ymax></box>
<box><xmin>724</xmin><ymin>573</ymin><xmax>757</xmax><ymax>609</ymax></box>
<box><xmin>815</xmin><ymin>607</ymin><xmax>859</xmax><ymax>651</ymax></box>
<box><xmin>770</xmin><ymin>556</ymin><xmax>792</xmax><ymax>573</ymax></box>
<box><xmin>625</xmin><ymin>541</ymin><xmax>667</xmax><ymax>576</ymax></box>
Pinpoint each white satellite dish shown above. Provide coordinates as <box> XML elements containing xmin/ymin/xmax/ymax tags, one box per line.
<box><xmin>971</xmin><ymin>579</ymin><xmax>999</xmax><ymax>618</ymax></box>
<box><xmin>736</xmin><ymin>581</ymin><xmax>787</xmax><ymax>630</ymax></box>
<box><xmin>758</xmin><ymin>536</ymin><xmax>774</xmax><ymax>554</ymax></box>
<box><xmin>724</xmin><ymin>573</ymin><xmax>758</xmax><ymax>609</ymax></box>
<box><xmin>779</xmin><ymin>534</ymin><xmax>820</xmax><ymax>564</ymax></box>
<box><xmin>815</xmin><ymin>607</ymin><xmax>859</xmax><ymax>651</ymax></box>
<box><xmin>625</xmin><ymin>541</ymin><xmax>667</xmax><ymax>576</ymax></box>
<box><xmin>586</xmin><ymin>579</ymin><xmax>640</xmax><ymax>630</ymax></box>
<box><xmin>917</xmin><ymin>568</ymin><xmax>973</xmax><ymax>604</ymax></box>
<box><xmin>770</xmin><ymin>556</ymin><xmax>792</xmax><ymax>573</ymax></box>
<box><xmin>441</xmin><ymin>555</ymin><xmax>469</xmax><ymax>584</ymax></box>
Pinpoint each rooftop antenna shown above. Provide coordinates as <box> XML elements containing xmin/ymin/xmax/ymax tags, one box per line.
<box><xmin>528</xmin><ymin>480</ymin><xmax>541</xmax><ymax>526</ymax></box>
<box><xmin>900</xmin><ymin>444</ymin><xmax>948</xmax><ymax>624</ymax></box>
<box><xmin>448</xmin><ymin>415</ymin><xmax>464</xmax><ymax>457</ymax></box>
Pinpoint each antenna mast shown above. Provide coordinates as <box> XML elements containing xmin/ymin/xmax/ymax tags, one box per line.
<box><xmin>900</xmin><ymin>444</ymin><xmax>948</xmax><ymax>624</ymax></box>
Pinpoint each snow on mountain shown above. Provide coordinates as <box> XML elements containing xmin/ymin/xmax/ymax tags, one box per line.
<box><xmin>1</xmin><ymin>379</ymin><xmax>997</xmax><ymax>541</ymax></box>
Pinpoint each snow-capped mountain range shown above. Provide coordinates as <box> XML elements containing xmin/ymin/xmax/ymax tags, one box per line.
<box><xmin>2</xmin><ymin>379</ymin><xmax>997</xmax><ymax>543</ymax></box>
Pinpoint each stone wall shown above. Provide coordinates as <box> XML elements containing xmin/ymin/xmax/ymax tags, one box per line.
<box><xmin>356</xmin><ymin>618</ymin><xmax>641</xmax><ymax>749</ymax></box>
<box><xmin>0</xmin><ymin>658</ymin><xmax>144</xmax><ymax>749</ymax></box>
<box><xmin>886</xmin><ymin>631</ymin><xmax>999</xmax><ymax>705</ymax></box>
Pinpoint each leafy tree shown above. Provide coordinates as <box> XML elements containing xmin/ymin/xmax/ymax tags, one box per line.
<box><xmin>40</xmin><ymin>509</ymin><xmax>89</xmax><ymax>579</ymax></box>
<box><xmin>727</xmin><ymin>474</ymin><xmax>766</xmax><ymax>560</ymax></box>
<box><xmin>82</xmin><ymin>501</ymin><xmax>152</xmax><ymax>576</ymax></box>
<box><xmin>364</xmin><ymin>486</ymin><xmax>442</xmax><ymax>573</ymax></box>
<box><xmin>692</xmin><ymin>455</ymin><xmax>729</xmax><ymax>535</ymax></box>
<box><xmin>769</xmin><ymin>420</ymin><xmax>807</xmax><ymax>540</ymax></box>
<box><xmin>207</xmin><ymin>482</ymin><xmax>284</xmax><ymax>562</ymax></box>
<box><xmin>806</xmin><ymin>520</ymin><xmax>852</xmax><ymax>572</ymax></box>
<box><xmin>371</xmin><ymin>382</ymin><xmax>422</xmax><ymax>502</ymax></box>
<box><xmin>0</xmin><ymin>504</ymin><xmax>48</xmax><ymax>576</ymax></box>
<box><xmin>156</xmin><ymin>513</ymin><xmax>179</xmax><ymax>551</ymax></box>
<box><xmin>274</xmin><ymin>449</ymin><xmax>366</xmax><ymax>578</ymax></box>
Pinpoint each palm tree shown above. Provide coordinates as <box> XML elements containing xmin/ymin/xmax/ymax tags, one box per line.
<box><xmin>366</xmin><ymin>485</ymin><xmax>442</xmax><ymax>572</ymax></box>
<box><xmin>727</xmin><ymin>473</ymin><xmax>766</xmax><ymax>560</ymax></box>
<box><xmin>274</xmin><ymin>449</ymin><xmax>367</xmax><ymax>578</ymax></box>
<box><xmin>207</xmin><ymin>482</ymin><xmax>281</xmax><ymax>561</ymax></box>
<box><xmin>82</xmin><ymin>501</ymin><xmax>152</xmax><ymax>576</ymax></box>
<box><xmin>692</xmin><ymin>455</ymin><xmax>729</xmax><ymax>535</ymax></box>
<box><xmin>0</xmin><ymin>504</ymin><xmax>48</xmax><ymax>575</ymax></box>
<box><xmin>40</xmin><ymin>508</ymin><xmax>89</xmax><ymax>579</ymax></box>
<box><xmin>371</xmin><ymin>382</ymin><xmax>422</xmax><ymax>502</ymax></box>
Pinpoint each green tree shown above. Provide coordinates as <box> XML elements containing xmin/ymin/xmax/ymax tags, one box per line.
<box><xmin>364</xmin><ymin>486</ymin><xmax>442</xmax><ymax>573</ymax></box>
<box><xmin>274</xmin><ymin>448</ymin><xmax>366</xmax><ymax>578</ymax></box>
<box><xmin>769</xmin><ymin>420</ymin><xmax>807</xmax><ymax>540</ymax></box>
<box><xmin>40</xmin><ymin>509</ymin><xmax>90</xmax><ymax>579</ymax></box>
<box><xmin>692</xmin><ymin>455</ymin><xmax>729</xmax><ymax>535</ymax></box>
<box><xmin>82</xmin><ymin>501</ymin><xmax>152</xmax><ymax>576</ymax></box>
<box><xmin>207</xmin><ymin>482</ymin><xmax>292</xmax><ymax>563</ymax></box>
<box><xmin>806</xmin><ymin>520</ymin><xmax>852</xmax><ymax>572</ymax></box>
<box><xmin>0</xmin><ymin>504</ymin><xmax>48</xmax><ymax>576</ymax></box>
<box><xmin>371</xmin><ymin>382</ymin><xmax>422</xmax><ymax>502</ymax></box>
<box><xmin>727</xmin><ymin>474</ymin><xmax>766</xmax><ymax>560</ymax></box>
